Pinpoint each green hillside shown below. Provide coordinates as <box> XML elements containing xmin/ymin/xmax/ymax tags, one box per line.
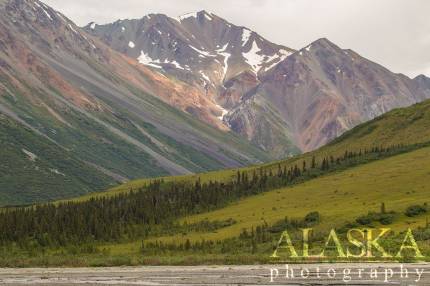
<box><xmin>160</xmin><ymin>145</ymin><xmax>430</xmax><ymax>243</ymax></box>
<box><xmin>69</xmin><ymin>144</ymin><xmax>428</xmax><ymax>265</ymax></box>
<box><xmin>0</xmin><ymin>115</ymin><xmax>115</xmax><ymax>206</ymax></box>
<box><xmin>82</xmin><ymin>99</ymin><xmax>430</xmax><ymax>201</ymax></box>
<box><xmin>325</xmin><ymin>99</ymin><xmax>430</xmax><ymax>153</ymax></box>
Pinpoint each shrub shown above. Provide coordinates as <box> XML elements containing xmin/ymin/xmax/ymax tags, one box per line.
<box><xmin>304</xmin><ymin>211</ymin><xmax>320</xmax><ymax>225</ymax></box>
<box><xmin>356</xmin><ymin>212</ymin><xmax>396</xmax><ymax>225</ymax></box>
<box><xmin>379</xmin><ymin>213</ymin><xmax>395</xmax><ymax>225</ymax></box>
<box><xmin>405</xmin><ymin>205</ymin><xmax>427</xmax><ymax>217</ymax></box>
<box><xmin>356</xmin><ymin>215</ymin><xmax>372</xmax><ymax>225</ymax></box>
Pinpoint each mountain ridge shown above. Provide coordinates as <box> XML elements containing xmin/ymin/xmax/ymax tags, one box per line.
<box><xmin>86</xmin><ymin>12</ymin><xmax>430</xmax><ymax>157</ymax></box>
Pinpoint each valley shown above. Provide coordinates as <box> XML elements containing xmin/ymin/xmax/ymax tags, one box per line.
<box><xmin>0</xmin><ymin>0</ymin><xmax>430</xmax><ymax>276</ymax></box>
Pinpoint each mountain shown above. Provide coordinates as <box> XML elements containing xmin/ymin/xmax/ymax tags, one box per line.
<box><xmin>84</xmin><ymin>11</ymin><xmax>295</xmax><ymax>131</ymax></box>
<box><xmin>232</xmin><ymin>38</ymin><xmax>430</xmax><ymax>154</ymax></box>
<box><xmin>88</xmin><ymin>14</ymin><xmax>430</xmax><ymax>158</ymax></box>
<box><xmin>0</xmin><ymin>0</ymin><xmax>271</xmax><ymax>205</ymax></box>
<box><xmin>84</xmin><ymin>10</ymin><xmax>294</xmax><ymax>85</ymax></box>
<box><xmin>414</xmin><ymin>74</ymin><xmax>430</xmax><ymax>92</ymax></box>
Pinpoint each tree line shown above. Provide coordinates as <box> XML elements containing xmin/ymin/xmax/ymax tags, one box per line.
<box><xmin>0</xmin><ymin>144</ymin><xmax>415</xmax><ymax>248</ymax></box>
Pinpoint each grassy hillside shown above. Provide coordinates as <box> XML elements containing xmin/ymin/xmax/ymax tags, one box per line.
<box><xmin>70</xmin><ymin>145</ymin><xmax>429</xmax><ymax>266</ymax></box>
<box><xmin>1</xmin><ymin>140</ymin><xmax>429</xmax><ymax>266</ymax></box>
<box><xmin>80</xmin><ymin>99</ymin><xmax>430</xmax><ymax>201</ymax></box>
<box><xmin>158</xmin><ymin>145</ymin><xmax>430</xmax><ymax>243</ymax></box>
<box><xmin>325</xmin><ymin>99</ymin><xmax>430</xmax><ymax>153</ymax></box>
<box><xmin>0</xmin><ymin>115</ymin><xmax>115</xmax><ymax>206</ymax></box>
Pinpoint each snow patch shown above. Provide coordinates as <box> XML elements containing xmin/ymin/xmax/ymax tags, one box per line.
<box><xmin>199</xmin><ymin>71</ymin><xmax>210</xmax><ymax>82</ymax></box>
<box><xmin>241</xmin><ymin>29</ymin><xmax>252</xmax><ymax>46</ymax></box>
<box><xmin>138</xmin><ymin>51</ymin><xmax>162</xmax><ymax>68</ymax></box>
<box><xmin>189</xmin><ymin>45</ymin><xmax>214</xmax><ymax>57</ymax></box>
<box><xmin>170</xmin><ymin>61</ymin><xmax>186</xmax><ymax>70</ymax></box>
<box><xmin>178</xmin><ymin>12</ymin><xmax>197</xmax><ymax>21</ymax></box>
<box><xmin>138</xmin><ymin>51</ymin><xmax>190</xmax><ymax>71</ymax></box>
<box><xmin>22</xmin><ymin>149</ymin><xmax>37</xmax><ymax>162</ymax></box>
<box><xmin>216</xmin><ymin>43</ymin><xmax>231</xmax><ymax>79</ymax></box>
<box><xmin>90</xmin><ymin>22</ymin><xmax>96</xmax><ymax>30</ymax></box>
<box><xmin>128</xmin><ymin>41</ymin><xmax>135</xmax><ymax>48</ymax></box>
<box><xmin>215</xmin><ymin>104</ymin><xmax>229</xmax><ymax>121</ymax></box>
<box><xmin>67</xmin><ymin>24</ymin><xmax>78</xmax><ymax>34</ymax></box>
<box><xmin>38</xmin><ymin>5</ymin><xmax>53</xmax><ymax>21</ymax></box>
<box><xmin>121</xmin><ymin>26</ymin><xmax>125</xmax><ymax>32</ymax></box>
<box><xmin>242</xmin><ymin>40</ymin><xmax>265</xmax><ymax>73</ymax></box>
<box><xmin>305</xmin><ymin>44</ymin><xmax>312</xmax><ymax>52</ymax></box>
<box><xmin>279</xmin><ymin>49</ymin><xmax>292</xmax><ymax>57</ymax></box>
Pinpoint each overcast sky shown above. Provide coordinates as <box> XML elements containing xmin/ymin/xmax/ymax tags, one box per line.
<box><xmin>42</xmin><ymin>0</ymin><xmax>430</xmax><ymax>78</ymax></box>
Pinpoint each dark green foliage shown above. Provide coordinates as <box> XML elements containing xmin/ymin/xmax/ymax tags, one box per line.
<box><xmin>304</xmin><ymin>211</ymin><xmax>321</xmax><ymax>225</ymax></box>
<box><xmin>356</xmin><ymin>212</ymin><xmax>396</xmax><ymax>226</ymax></box>
<box><xmin>405</xmin><ymin>205</ymin><xmax>427</xmax><ymax>217</ymax></box>
<box><xmin>0</xmin><ymin>116</ymin><xmax>115</xmax><ymax>205</ymax></box>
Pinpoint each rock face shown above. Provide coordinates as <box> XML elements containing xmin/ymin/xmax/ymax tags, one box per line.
<box><xmin>87</xmin><ymin>12</ymin><xmax>430</xmax><ymax>158</ymax></box>
<box><xmin>84</xmin><ymin>11</ymin><xmax>295</xmax><ymax>133</ymax></box>
<box><xmin>0</xmin><ymin>0</ymin><xmax>271</xmax><ymax>204</ymax></box>
<box><xmin>232</xmin><ymin>38</ymin><xmax>430</xmax><ymax>153</ymax></box>
<box><xmin>414</xmin><ymin>74</ymin><xmax>430</xmax><ymax>92</ymax></box>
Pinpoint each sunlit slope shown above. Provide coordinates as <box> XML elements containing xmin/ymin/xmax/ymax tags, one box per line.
<box><xmin>324</xmin><ymin>99</ymin><xmax>430</xmax><ymax>152</ymax></box>
<box><xmin>79</xmin><ymin>99</ymin><xmax>430</xmax><ymax>201</ymax></box>
<box><xmin>149</xmin><ymin>145</ymin><xmax>430</xmax><ymax>243</ymax></box>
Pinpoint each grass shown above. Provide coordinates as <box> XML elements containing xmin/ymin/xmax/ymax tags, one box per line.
<box><xmin>98</xmin><ymin>145</ymin><xmax>430</xmax><ymax>254</ymax></box>
<box><xmin>3</xmin><ymin>139</ymin><xmax>430</xmax><ymax>266</ymax></box>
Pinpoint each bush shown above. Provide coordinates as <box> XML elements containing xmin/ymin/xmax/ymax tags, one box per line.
<box><xmin>356</xmin><ymin>212</ymin><xmax>396</xmax><ymax>225</ymax></box>
<box><xmin>356</xmin><ymin>215</ymin><xmax>372</xmax><ymax>225</ymax></box>
<box><xmin>304</xmin><ymin>211</ymin><xmax>320</xmax><ymax>225</ymax></box>
<box><xmin>379</xmin><ymin>213</ymin><xmax>395</xmax><ymax>225</ymax></box>
<box><xmin>405</xmin><ymin>205</ymin><xmax>427</xmax><ymax>217</ymax></box>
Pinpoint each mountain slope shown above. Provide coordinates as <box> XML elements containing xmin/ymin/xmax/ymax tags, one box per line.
<box><xmin>87</xmin><ymin>14</ymin><xmax>430</xmax><ymax>158</ymax></box>
<box><xmin>227</xmin><ymin>38</ymin><xmax>430</xmax><ymax>155</ymax></box>
<box><xmin>0</xmin><ymin>115</ymin><xmax>115</xmax><ymax>205</ymax></box>
<box><xmin>84</xmin><ymin>11</ymin><xmax>298</xmax><ymax>154</ymax></box>
<box><xmin>0</xmin><ymin>0</ymin><xmax>271</xmax><ymax>205</ymax></box>
<box><xmin>72</xmin><ymin>97</ymin><xmax>430</xmax><ymax>204</ymax></box>
<box><xmin>165</xmin><ymin>145</ymin><xmax>430</xmax><ymax>243</ymax></box>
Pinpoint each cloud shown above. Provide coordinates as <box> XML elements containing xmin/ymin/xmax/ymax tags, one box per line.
<box><xmin>42</xmin><ymin>0</ymin><xmax>430</xmax><ymax>77</ymax></box>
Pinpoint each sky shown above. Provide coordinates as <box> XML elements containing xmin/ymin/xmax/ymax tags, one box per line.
<box><xmin>42</xmin><ymin>0</ymin><xmax>430</xmax><ymax>78</ymax></box>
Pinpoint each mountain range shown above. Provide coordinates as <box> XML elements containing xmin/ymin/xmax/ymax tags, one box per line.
<box><xmin>0</xmin><ymin>0</ymin><xmax>430</xmax><ymax>204</ymax></box>
<box><xmin>86</xmin><ymin>10</ymin><xmax>430</xmax><ymax>157</ymax></box>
